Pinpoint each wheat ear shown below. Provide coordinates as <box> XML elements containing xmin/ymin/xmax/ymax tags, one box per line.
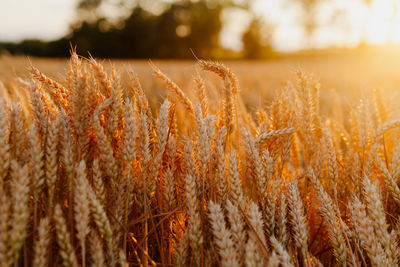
<box><xmin>74</xmin><ymin>161</ymin><xmax>90</xmax><ymax>267</ymax></box>
<box><xmin>33</xmin><ymin>217</ymin><xmax>51</xmax><ymax>267</ymax></box>
<box><xmin>7</xmin><ymin>161</ymin><xmax>30</xmax><ymax>264</ymax></box>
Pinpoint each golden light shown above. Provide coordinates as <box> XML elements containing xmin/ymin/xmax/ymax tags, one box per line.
<box><xmin>365</xmin><ymin>0</ymin><xmax>399</xmax><ymax>44</ymax></box>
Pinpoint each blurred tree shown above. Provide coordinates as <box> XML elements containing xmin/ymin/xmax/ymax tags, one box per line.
<box><xmin>291</xmin><ymin>0</ymin><xmax>327</xmax><ymax>46</ymax></box>
<box><xmin>0</xmin><ymin>39</ymin><xmax>69</xmax><ymax>57</ymax></box>
<box><xmin>0</xmin><ymin>0</ymin><xmax>262</xmax><ymax>59</ymax></box>
<box><xmin>156</xmin><ymin>1</ymin><xmax>223</xmax><ymax>58</ymax></box>
<box><xmin>69</xmin><ymin>0</ymin><xmax>228</xmax><ymax>58</ymax></box>
<box><xmin>76</xmin><ymin>0</ymin><xmax>106</xmax><ymax>22</ymax></box>
<box><xmin>78</xmin><ymin>0</ymin><xmax>102</xmax><ymax>13</ymax></box>
<box><xmin>242</xmin><ymin>16</ymin><xmax>273</xmax><ymax>58</ymax></box>
<box><xmin>68</xmin><ymin>19</ymin><xmax>121</xmax><ymax>57</ymax></box>
<box><xmin>68</xmin><ymin>1</ymin><xmax>223</xmax><ymax>58</ymax></box>
<box><xmin>115</xmin><ymin>7</ymin><xmax>158</xmax><ymax>58</ymax></box>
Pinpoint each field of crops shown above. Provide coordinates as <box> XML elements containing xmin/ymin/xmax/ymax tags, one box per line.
<box><xmin>2</xmin><ymin>51</ymin><xmax>400</xmax><ymax>266</ymax></box>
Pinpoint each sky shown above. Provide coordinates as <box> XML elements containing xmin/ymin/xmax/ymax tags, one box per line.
<box><xmin>0</xmin><ymin>0</ymin><xmax>76</xmax><ymax>41</ymax></box>
<box><xmin>1</xmin><ymin>0</ymin><xmax>399</xmax><ymax>52</ymax></box>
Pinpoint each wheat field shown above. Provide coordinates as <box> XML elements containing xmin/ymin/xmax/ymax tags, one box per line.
<box><xmin>1</xmin><ymin>51</ymin><xmax>400</xmax><ymax>267</ymax></box>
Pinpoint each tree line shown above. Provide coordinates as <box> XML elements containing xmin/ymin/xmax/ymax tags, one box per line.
<box><xmin>1</xmin><ymin>0</ymin><xmax>375</xmax><ymax>59</ymax></box>
<box><xmin>0</xmin><ymin>0</ymin><xmax>275</xmax><ymax>59</ymax></box>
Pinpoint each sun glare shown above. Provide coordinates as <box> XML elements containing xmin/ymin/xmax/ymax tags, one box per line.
<box><xmin>366</xmin><ymin>0</ymin><xmax>399</xmax><ymax>43</ymax></box>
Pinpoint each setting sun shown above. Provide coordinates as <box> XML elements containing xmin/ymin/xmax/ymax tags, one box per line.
<box><xmin>365</xmin><ymin>0</ymin><xmax>398</xmax><ymax>43</ymax></box>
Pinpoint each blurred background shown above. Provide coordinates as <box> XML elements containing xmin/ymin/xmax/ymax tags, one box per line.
<box><xmin>2</xmin><ymin>0</ymin><xmax>400</xmax><ymax>59</ymax></box>
<box><xmin>3</xmin><ymin>0</ymin><xmax>400</xmax><ymax>121</ymax></box>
